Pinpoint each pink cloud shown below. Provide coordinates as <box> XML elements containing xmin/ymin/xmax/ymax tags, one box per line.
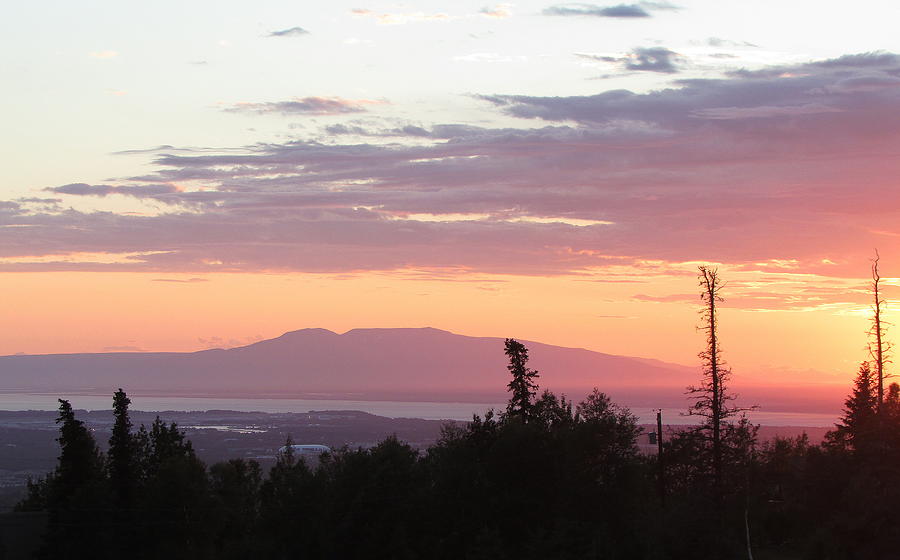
<box><xmin>3</xmin><ymin>52</ymin><xmax>900</xmax><ymax>283</ymax></box>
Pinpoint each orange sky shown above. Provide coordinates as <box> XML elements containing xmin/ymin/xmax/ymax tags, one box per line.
<box><xmin>5</xmin><ymin>37</ymin><xmax>900</xmax><ymax>389</ymax></box>
<box><xmin>1</xmin><ymin>266</ymin><xmax>886</xmax><ymax>387</ymax></box>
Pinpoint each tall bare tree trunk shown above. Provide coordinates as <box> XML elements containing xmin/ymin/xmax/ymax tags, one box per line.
<box><xmin>700</xmin><ymin>267</ymin><xmax>723</xmax><ymax>493</ymax></box>
<box><xmin>870</xmin><ymin>251</ymin><xmax>889</xmax><ymax>410</ymax></box>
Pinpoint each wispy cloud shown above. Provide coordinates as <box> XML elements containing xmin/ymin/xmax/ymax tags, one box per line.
<box><xmin>152</xmin><ymin>278</ymin><xmax>209</xmax><ymax>283</ymax></box>
<box><xmin>453</xmin><ymin>52</ymin><xmax>527</xmax><ymax>63</ymax></box>
<box><xmin>632</xmin><ymin>280</ymin><xmax>874</xmax><ymax>313</ymax></box>
<box><xmin>692</xmin><ymin>103</ymin><xmax>843</xmax><ymax>120</ymax></box>
<box><xmin>480</xmin><ymin>4</ymin><xmax>513</xmax><ymax>18</ymax></box>
<box><xmin>625</xmin><ymin>46</ymin><xmax>680</xmax><ymax>72</ymax></box>
<box><xmin>198</xmin><ymin>335</ymin><xmax>263</xmax><ymax>349</ymax></box>
<box><xmin>225</xmin><ymin>96</ymin><xmax>384</xmax><ymax>116</ymax></box>
<box><xmin>580</xmin><ymin>46</ymin><xmax>681</xmax><ymax>73</ymax></box>
<box><xmin>46</xmin><ymin>183</ymin><xmax>179</xmax><ymax>198</ymax></box>
<box><xmin>267</xmin><ymin>26</ymin><xmax>309</xmax><ymax>38</ymax></box>
<box><xmin>351</xmin><ymin>8</ymin><xmax>455</xmax><ymax>25</ymax></box>
<box><xmin>17</xmin><ymin>197</ymin><xmax>61</xmax><ymax>205</ymax></box>
<box><xmin>706</xmin><ymin>37</ymin><xmax>758</xmax><ymax>48</ymax></box>
<box><xmin>543</xmin><ymin>1</ymin><xmax>679</xmax><ymax>18</ymax></box>
<box><xmin>633</xmin><ymin>293</ymin><xmax>695</xmax><ymax>303</ymax></box>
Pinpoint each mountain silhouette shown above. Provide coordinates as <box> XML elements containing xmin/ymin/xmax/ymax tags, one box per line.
<box><xmin>0</xmin><ymin>328</ymin><xmax>698</xmax><ymax>401</ymax></box>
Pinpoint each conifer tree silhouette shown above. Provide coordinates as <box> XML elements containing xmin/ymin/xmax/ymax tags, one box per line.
<box><xmin>503</xmin><ymin>338</ymin><xmax>540</xmax><ymax>421</ymax></box>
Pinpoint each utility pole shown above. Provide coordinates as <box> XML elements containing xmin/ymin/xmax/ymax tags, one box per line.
<box><xmin>745</xmin><ymin>448</ymin><xmax>754</xmax><ymax>560</ymax></box>
<box><xmin>657</xmin><ymin>409</ymin><xmax>666</xmax><ymax>507</ymax></box>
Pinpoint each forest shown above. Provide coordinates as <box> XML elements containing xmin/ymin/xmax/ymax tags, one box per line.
<box><xmin>7</xmin><ymin>265</ymin><xmax>900</xmax><ymax>560</ymax></box>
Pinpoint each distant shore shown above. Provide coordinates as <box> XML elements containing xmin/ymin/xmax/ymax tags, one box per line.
<box><xmin>0</xmin><ymin>392</ymin><xmax>838</xmax><ymax>426</ymax></box>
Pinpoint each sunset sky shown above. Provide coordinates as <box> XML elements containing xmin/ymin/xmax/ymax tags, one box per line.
<box><xmin>3</xmin><ymin>1</ymin><xmax>900</xmax><ymax>385</ymax></box>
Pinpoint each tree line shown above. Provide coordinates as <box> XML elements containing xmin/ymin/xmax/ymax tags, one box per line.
<box><xmin>12</xmin><ymin>263</ymin><xmax>900</xmax><ymax>559</ymax></box>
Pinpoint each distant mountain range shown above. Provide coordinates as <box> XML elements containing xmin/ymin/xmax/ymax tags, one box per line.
<box><xmin>0</xmin><ymin>328</ymin><xmax>844</xmax><ymax>412</ymax></box>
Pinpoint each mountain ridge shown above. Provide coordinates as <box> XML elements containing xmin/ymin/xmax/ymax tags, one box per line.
<box><xmin>0</xmin><ymin>327</ymin><xmax>691</xmax><ymax>393</ymax></box>
<box><xmin>0</xmin><ymin>327</ymin><xmax>845</xmax><ymax>412</ymax></box>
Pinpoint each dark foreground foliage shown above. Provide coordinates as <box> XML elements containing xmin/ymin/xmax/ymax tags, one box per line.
<box><xmin>12</xmin><ymin>348</ymin><xmax>900</xmax><ymax>559</ymax></box>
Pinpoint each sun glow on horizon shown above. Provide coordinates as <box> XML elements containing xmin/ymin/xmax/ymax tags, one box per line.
<box><xmin>1</xmin><ymin>264</ymin><xmax>891</xmax><ymax>389</ymax></box>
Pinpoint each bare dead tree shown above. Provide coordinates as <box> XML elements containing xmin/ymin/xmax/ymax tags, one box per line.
<box><xmin>869</xmin><ymin>250</ymin><xmax>892</xmax><ymax>409</ymax></box>
<box><xmin>687</xmin><ymin>266</ymin><xmax>747</xmax><ymax>494</ymax></box>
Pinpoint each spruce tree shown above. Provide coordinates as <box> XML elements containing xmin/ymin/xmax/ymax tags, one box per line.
<box><xmin>44</xmin><ymin>399</ymin><xmax>106</xmax><ymax>556</ymax></box>
<box><xmin>108</xmin><ymin>388</ymin><xmax>136</xmax><ymax>509</ymax></box>
<box><xmin>52</xmin><ymin>399</ymin><xmax>104</xmax><ymax>507</ymax></box>
<box><xmin>884</xmin><ymin>382</ymin><xmax>900</xmax><ymax>422</ymax></box>
<box><xmin>503</xmin><ymin>338</ymin><xmax>540</xmax><ymax>421</ymax></box>
<box><xmin>829</xmin><ymin>362</ymin><xmax>878</xmax><ymax>453</ymax></box>
<box><xmin>146</xmin><ymin>416</ymin><xmax>195</xmax><ymax>469</ymax></box>
<box><xmin>138</xmin><ymin>416</ymin><xmax>210</xmax><ymax>557</ymax></box>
